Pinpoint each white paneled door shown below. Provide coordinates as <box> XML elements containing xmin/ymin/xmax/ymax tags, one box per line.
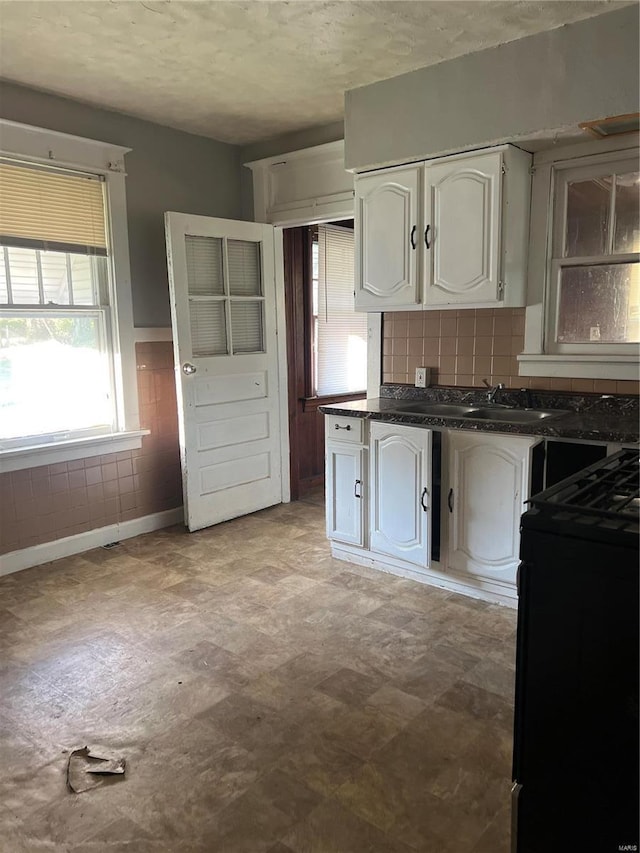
<box><xmin>165</xmin><ymin>213</ymin><xmax>283</xmax><ymax>532</ymax></box>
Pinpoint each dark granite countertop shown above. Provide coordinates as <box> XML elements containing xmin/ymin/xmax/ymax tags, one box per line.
<box><xmin>319</xmin><ymin>387</ymin><xmax>639</xmax><ymax>444</ymax></box>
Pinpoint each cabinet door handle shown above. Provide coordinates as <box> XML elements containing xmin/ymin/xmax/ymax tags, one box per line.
<box><xmin>354</xmin><ymin>479</ymin><xmax>362</xmax><ymax>499</ymax></box>
<box><xmin>420</xmin><ymin>487</ymin><xmax>428</xmax><ymax>512</ymax></box>
<box><xmin>447</xmin><ymin>488</ymin><xmax>454</xmax><ymax>513</ymax></box>
<box><xmin>424</xmin><ymin>225</ymin><xmax>431</xmax><ymax>249</ymax></box>
<box><xmin>335</xmin><ymin>424</ymin><xmax>351</xmax><ymax>431</ymax></box>
<box><xmin>410</xmin><ymin>225</ymin><xmax>416</xmax><ymax>249</ymax></box>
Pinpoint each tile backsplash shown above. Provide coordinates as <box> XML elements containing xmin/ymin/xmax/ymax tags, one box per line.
<box><xmin>382</xmin><ymin>308</ymin><xmax>639</xmax><ymax>395</ymax></box>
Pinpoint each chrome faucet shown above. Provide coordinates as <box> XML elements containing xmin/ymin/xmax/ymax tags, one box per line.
<box><xmin>483</xmin><ymin>379</ymin><xmax>505</xmax><ymax>404</ymax></box>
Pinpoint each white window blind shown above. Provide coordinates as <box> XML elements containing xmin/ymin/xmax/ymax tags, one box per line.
<box><xmin>0</xmin><ymin>160</ymin><xmax>107</xmax><ymax>254</ymax></box>
<box><xmin>316</xmin><ymin>224</ymin><xmax>367</xmax><ymax>396</ymax></box>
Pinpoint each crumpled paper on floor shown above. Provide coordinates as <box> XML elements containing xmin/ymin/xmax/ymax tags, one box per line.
<box><xmin>66</xmin><ymin>746</ymin><xmax>126</xmax><ymax>794</ymax></box>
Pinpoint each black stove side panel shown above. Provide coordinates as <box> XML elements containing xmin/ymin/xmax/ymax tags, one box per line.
<box><xmin>512</xmin><ymin>528</ymin><xmax>639</xmax><ymax>853</ymax></box>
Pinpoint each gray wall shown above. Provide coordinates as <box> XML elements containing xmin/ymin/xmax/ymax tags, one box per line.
<box><xmin>345</xmin><ymin>5</ymin><xmax>640</xmax><ymax>171</ymax></box>
<box><xmin>0</xmin><ymin>81</ymin><xmax>244</xmax><ymax>327</ymax></box>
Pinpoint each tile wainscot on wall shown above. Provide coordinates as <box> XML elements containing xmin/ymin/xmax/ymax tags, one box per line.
<box><xmin>0</xmin><ymin>342</ymin><xmax>183</xmax><ymax>556</ymax></box>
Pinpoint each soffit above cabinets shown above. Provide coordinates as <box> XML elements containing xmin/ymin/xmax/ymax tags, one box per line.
<box><xmin>0</xmin><ymin>0</ymin><xmax>630</xmax><ymax>146</ymax></box>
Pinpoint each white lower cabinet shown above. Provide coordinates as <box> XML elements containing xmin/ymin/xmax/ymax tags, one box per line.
<box><xmin>446</xmin><ymin>431</ymin><xmax>539</xmax><ymax>590</ymax></box>
<box><xmin>325</xmin><ymin>440</ymin><xmax>365</xmax><ymax>547</ymax></box>
<box><xmin>324</xmin><ymin>415</ymin><xmax>539</xmax><ymax>604</ymax></box>
<box><xmin>369</xmin><ymin>422</ymin><xmax>432</xmax><ymax>569</ymax></box>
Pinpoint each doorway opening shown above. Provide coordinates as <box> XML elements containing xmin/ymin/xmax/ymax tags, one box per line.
<box><xmin>282</xmin><ymin>220</ymin><xmax>367</xmax><ymax>501</ymax></box>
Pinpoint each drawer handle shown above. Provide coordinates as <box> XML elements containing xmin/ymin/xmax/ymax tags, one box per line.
<box><xmin>410</xmin><ymin>225</ymin><xmax>416</xmax><ymax>249</ymax></box>
<box><xmin>447</xmin><ymin>488</ymin><xmax>454</xmax><ymax>513</ymax></box>
<box><xmin>335</xmin><ymin>424</ymin><xmax>351</xmax><ymax>431</ymax></box>
<box><xmin>354</xmin><ymin>479</ymin><xmax>362</xmax><ymax>499</ymax></box>
<box><xmin>420</xmin><ymin>487</ymin><xmax>428</xmax><ymax>512</ymax></box>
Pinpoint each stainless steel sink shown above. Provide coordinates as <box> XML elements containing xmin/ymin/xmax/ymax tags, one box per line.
<box><xmin>463</xmin><ymin>408</ymin><xmax>568</xmax><ymax>423</ymax></box>
<box><xmin>388</xmin><ymin>401</ymin><xmax>569</xmax><ymax>424</ymax></box>
<box><xmin>391</xmin><ymin>402</ymin><xmax>481</xmax><ymax>417</ymax></box>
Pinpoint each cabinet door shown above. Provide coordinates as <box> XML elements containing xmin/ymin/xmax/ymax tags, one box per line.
<box><xmin>447</xmin><ymin>432</ymin><xmax>535</xmax><ymax>586</ymax></box>
<box><xmin>424</xmin><ymin>152</ymin><xmax>502</xmax><ymax>306</ymax></box>
<box><xmin>369</xmin><ymin>422</ymin><xmax>432</xmax><ymax>567</ymax></box>
<box><xmin>355</xmin><ymin>166</ymin><xmax>421</xmax><ymax>311</ymax></box>
<box><xmin>326</xmin><ymin>441</ymin><xmax>364</xmax><ymax>546</ymax></box>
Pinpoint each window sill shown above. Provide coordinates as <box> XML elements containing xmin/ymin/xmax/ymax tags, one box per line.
<box><xmin>518</xmin><ymin>354</ymin><xmax>639</xmax><ymax>381</ymax></box>
<box><xmin>0</xmin><ymin>429</ymin><xmax>151</xmax><ymax>474</ymax></box>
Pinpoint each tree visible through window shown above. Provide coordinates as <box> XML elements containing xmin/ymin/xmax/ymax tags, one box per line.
<box><xmin>311</xmin><ymin>223</ymin><xmax>367</xmax><ymax>396</ymax></box>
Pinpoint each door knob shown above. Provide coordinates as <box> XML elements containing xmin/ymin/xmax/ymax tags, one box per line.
<box><xmin>182</xmin><ymin>362</ymin><xmax>197</xmax><ymax>375</ymax></box>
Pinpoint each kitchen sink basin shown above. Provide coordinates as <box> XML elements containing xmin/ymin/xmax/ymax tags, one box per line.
<box><xmin>463</xmin><ymin>408</ymin><xmax>568</xmax><ymax>423</ymax></box>
<box><xmin>391</xmin><ymin>402</ymin><xmax>481</xmax><ymax>417</ymax></box>
<box><xmin>393</xmin><ymin>403</ymin><xmax>567</xmax><ymax>424</ymax></box>
<box><xmin>388</xmin><ymin>401</ymin><xmax>569</xmax><ymax>424</ymax></box>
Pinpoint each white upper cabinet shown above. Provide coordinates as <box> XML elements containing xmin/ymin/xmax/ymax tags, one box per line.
<box><xmin>354</xmin><ymin>145</ymin><xmax>531</xmax><ymax>311</ymax></box>
<box><xmin>355</xmin><ymin>165</ymin><xmax>420</xmax><ymax>311</ymax></box>
<box><xmin>424</xmin><ymin>151</ymin><xmax>502</xmax><ymax>306</ymax></box>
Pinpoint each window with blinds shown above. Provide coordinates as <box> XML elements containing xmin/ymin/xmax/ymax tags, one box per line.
<box><xmin>313</xmin><ymin>224</ymin><xmax>367</xmax><ymax>396</ymax></box>
<box><xmin>0</xmin><ymin>159</ymin><xmax>114</xmax><ymax>444</ymax></box>
<box><xmin>185</xmin><ymin>234</ymin><xmax>264</xmax><ymax>357</ymax></box>
<box><xmin>0</xmin><ymin>160</ymin><xmax>107</xmax><ymax>255</ymax></box>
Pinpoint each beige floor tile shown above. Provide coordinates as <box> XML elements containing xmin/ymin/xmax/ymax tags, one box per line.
<box><xmin>0</xmin><ymin>495</ymin><xmax>515</xmax><ymax>852</ymax></box>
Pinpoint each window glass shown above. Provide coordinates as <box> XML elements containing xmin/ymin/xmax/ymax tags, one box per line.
<box><xmin>0</xmin><ymin>313</ymin><xmax>112</xmax><ymax>440</ymax></box>
<box><xmin>565</xmin><ymin>176</ymin><xmax>611</xmax><ymax>258</ymax></box>
<box><xmin>231</xmin><ymin>301</ymin><xmax>264</xmax><ymax>353</ymax></box>
<box><xmin>553</xmin><ymin>158</ymin><xmax>640</xmax><ymax>352</ymax></box>
<box><xmin>189</xmin><ymin>300</ymin><xmax>228</xmax><ymax>356</ymax></box>
<box><xmin>0</xmin><ymin>160</ymin><xmax>113</xmax><ymax>445</ymax></box>
<box><xmin>228</xmin><ymin>240</ymin><xmax>261</xmax><ymax>296</ymax></box>
<box><xmin>557</xmin><ymin>263</ymin><xmax>640</xmax><ymax>343</ymax></box>
<box><xmin>315</xmin><ymin>225</ymin><xmax>367</xmax><ymax>396</ymax></box>
<box><xmin>40</xmin><ymin>251</ymin><xmax>71</xmax><ymax>304</ymax></box>
<box><xmin>4</xmin><ymin>248</ymin><xmax>40</xmax><ymax>304</ymax></box>
<box><xmin>613</xmin><ymin>172</ymin><xmax>640</xmax><ymax>255</ymax></box>
<box><xmin>185</xmin><ymin>235</ymin><xmax>224</xmax><ymax>296</ymax></box>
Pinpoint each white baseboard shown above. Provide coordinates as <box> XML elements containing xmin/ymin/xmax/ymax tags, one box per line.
<box><xmin>331</xmin><ymin>543</ymin><xmax>517</xmax><ymax>608</ymax></box>
<box><xmin>0</xmin><ymin>507</ymin><xmax>184</xmax><ymax>577</ymax></box>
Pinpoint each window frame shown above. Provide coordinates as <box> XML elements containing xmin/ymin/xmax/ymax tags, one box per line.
<box><xmin>0</xmin><ymin>119</ymin><xmax>146</xmax><ymax>472</ymax></box>
<box><xmin>519</xmin><ymin>137</ymin><xmax>640</xmax><ymax>380</ymax></box>
<box><xmin>303</xmin><ymin>220</ymin><xmax>368</xmax><ymax>403</ymax></box>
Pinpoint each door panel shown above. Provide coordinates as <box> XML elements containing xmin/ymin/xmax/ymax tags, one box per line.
<box><xmin>369</xmin><ymin>422</ymin><xmax>431</xmax><ymax>567</ymax></box>
<box><xmin>425</xmin><ymin>152</ymin><xmax>502</xmax><ymax>305</ymax></box>
<box><xmin>165</xmin><ymin>212</ymin><xmax>282</xmax><ymax>531</ymax></box>
<box><xmin>355</xmin><ymin>166</ymin><xmax>420</xmax><ymax>310</ymax></box>
<box><xmin>326</xmin><ymin>441</ymin><xmax>364</xmax><ymax>546</ymax></box>
<box><xmin>447</xmin><ymin>432</ymin><xmax>535</xmax><ymax>585</ymax></box>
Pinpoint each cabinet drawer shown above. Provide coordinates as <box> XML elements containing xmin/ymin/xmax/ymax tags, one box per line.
<box><xmin>326</xmin><ymin>416</ymin><xmax>364</xmax><ymax>444</ymax></box>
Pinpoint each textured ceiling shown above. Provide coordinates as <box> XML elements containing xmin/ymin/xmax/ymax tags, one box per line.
<box><xmin>0</xmin><ymin>1</ymin><xmax>630</xmax><ymax>145</ymax></box>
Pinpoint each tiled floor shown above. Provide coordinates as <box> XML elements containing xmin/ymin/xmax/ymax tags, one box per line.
<box><xmin>0</xmin><ymin>493</ymin><xmax>517</xmax><ymax>852</ymax></box>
